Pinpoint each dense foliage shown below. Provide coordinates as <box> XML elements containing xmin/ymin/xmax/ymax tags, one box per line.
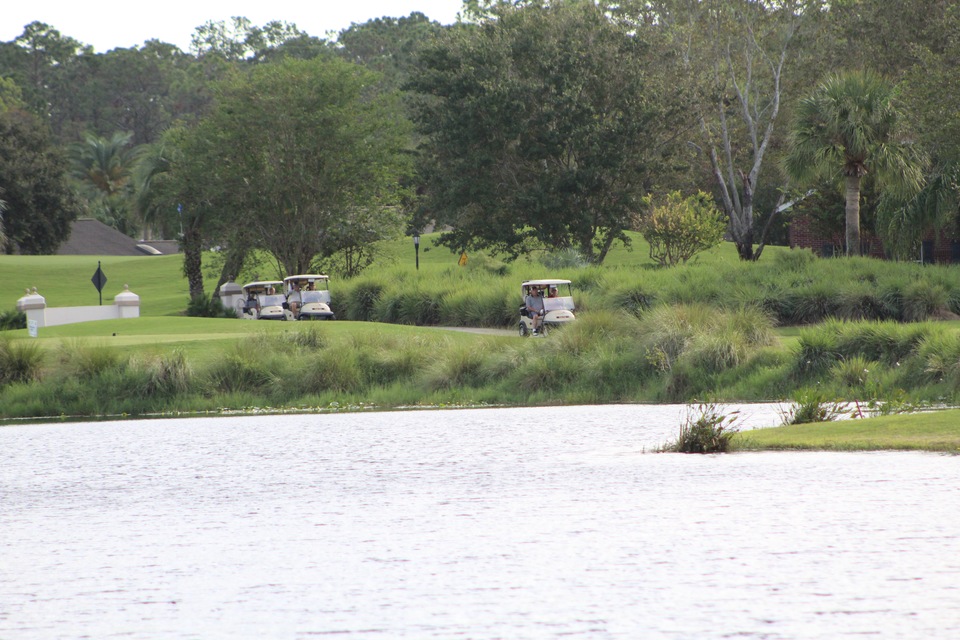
<box><xmin>1</xmin><ymin>0</ymin><xmax>959</xmax><ymax>286</ymax></box>
<box><xmin>408</xmin><ymin>1</ymin><xmax>692</xmax><ymax>264</ymax></box>
<box><xmin>0</xmin><ymin>109</ymin><xmax>81</xmax><ymax>253</ymax></box>
<box><xmin>638</xmin><ymin>191</ymin><xmax>727</xmax><ymax>265</ymax></box>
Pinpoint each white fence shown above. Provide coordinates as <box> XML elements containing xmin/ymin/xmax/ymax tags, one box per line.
<box><xmin>16</xmin><ymin>286</ymin><xmax>140</xmax><ymax>329</ymax></box>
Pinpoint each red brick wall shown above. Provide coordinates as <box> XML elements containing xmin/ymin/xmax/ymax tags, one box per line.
<box><xmin>789</xmin><ymin>215</ymin><xmax>959</xmax><ymax>263</ymax></box>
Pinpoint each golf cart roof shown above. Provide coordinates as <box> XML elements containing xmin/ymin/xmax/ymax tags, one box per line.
<box><xmin>522</xmin><ymin>279</ymin><xmax>572</xmax><ymax>287</ymax></box>
<box><xmin>242</xmin><ymin>280</ymin><xmax>283</xmax><ymax>292</ymax></box>
<box><xmin>283</xmin><ymin>274</ymin><xmax>329</xmax><ymax>284</ymax></box>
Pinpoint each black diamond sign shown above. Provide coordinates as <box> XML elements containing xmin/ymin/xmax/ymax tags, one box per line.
<box><xmin>91</xmin><ymin>265</ymin><xmax>108</xmax><ymax>292</ymax></box>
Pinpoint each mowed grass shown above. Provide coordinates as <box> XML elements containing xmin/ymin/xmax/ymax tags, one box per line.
<box><xmin>2</xmin><ymin>315</ymin><xmax>490</xmax><ymax>368</ymax></box>
<box><xmin>0</xmin><ymin>254</ymin><xmax>188</xmax><ymax>316</ymax></box>
<box><xmin>737</xmin><ymin>409</ymin><xmax>960</xmax><ymax>452</ymax></box>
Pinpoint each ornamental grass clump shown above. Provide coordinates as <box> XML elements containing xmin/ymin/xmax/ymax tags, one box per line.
<box><xmin>0</xmin><ymin>336</ymin><xmax>44</xmax><ymax>385</ymax></box>
<box><xmin>830</xmin><ymin>354</ymin><xmax>878</xmax><ymax>389</ymax></box>
<box><xmin>664</xmin><ymin>403</ymin><xmax>741</xmax><ymax>454</ymax></box>
<box><xmin>902</xmin><ymin>280</ymin><xmax>948</xmax><ymax>322</ymax></box>
<box><xmin>57</xmin><ymin>339</ymin><xmax>123</xmax><ymax>378</ymax></box>
<box><xmin>780</xmin><ymin>390</ymin><xmax>846</xmax><ymax>425</ymax></box>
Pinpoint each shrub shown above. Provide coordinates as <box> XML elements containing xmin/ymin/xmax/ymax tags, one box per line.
<box><xmin>0</xmin><ymin>309</ymin><xmax>27</xmax><ymax>331</ymax></box>
<box><xmin>637</xmin><ymin>191</ymin><xmax>726</xmax><ymax>266</ymax></box>
<box><xmin>663</xmin><ymin>403</ymin><xmax>741</xmax><ymax>453</ymax></box>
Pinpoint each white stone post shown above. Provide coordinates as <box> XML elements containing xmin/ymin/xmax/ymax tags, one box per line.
<box><xmin>219</xmin><ymin>280</ymin><xmax>243</xmax><ymax>318</ymax></box>
<box><xmin>16</xmin><ymin>287</ymin><xmax>47</xmax><ymax>328</ymax></box>
<box><xmin>114</xmin><ymin>285</ymin><xmax>140</xmax><ymax>319</ymax></box>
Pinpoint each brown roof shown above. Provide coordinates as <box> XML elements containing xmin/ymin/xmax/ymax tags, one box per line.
<box><xmin>57</xmin><ymin>219</ymin><xmax>178</xmax><ymax>256</ymax></box>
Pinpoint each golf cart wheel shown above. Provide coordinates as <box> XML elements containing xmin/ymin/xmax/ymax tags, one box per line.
<box><xmin>519</xmin><ymin>322</ymin><xmax>528</xmax><ymax>337</ymax></box>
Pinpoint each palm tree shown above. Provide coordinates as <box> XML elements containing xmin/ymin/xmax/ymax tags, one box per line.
<box><xmin>784</xmin><ymin>71</ymin><xmax>925</xmax><ymax>256</ymax></box>
<box><xmin>69</xmin><ymin>131</ymin><xmax>143</xmax><ymax>235</ymax></box>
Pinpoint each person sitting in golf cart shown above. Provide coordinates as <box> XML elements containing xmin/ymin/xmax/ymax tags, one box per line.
<box><xmin>525</xmin><ymin>285</ymin><xmax>545</xmax><ymax>336</ymax></box>
<box><xmin>243</xmin><ymin>292</ymin><xmax>259</xmax><ymax>315</ymax></box>
<box><xmin>286</xmin><ymin>281</ymin><xmax>302</xmax><ymax>316</ymax></box>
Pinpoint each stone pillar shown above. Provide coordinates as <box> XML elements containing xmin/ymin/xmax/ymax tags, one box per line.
<box><xmin>16</xmin><ymin>287</ymin><xmax>47</xmax><ymax>328</ymax></box>
<box><xmin>114</xmin><ymin>285</ymin><xmax>140</xmax><ymax>319</ymax></box>
<box><xmin>219</xmin><ymin>279</ymin><xmax>243</xmax><ymax>318</ymax></box>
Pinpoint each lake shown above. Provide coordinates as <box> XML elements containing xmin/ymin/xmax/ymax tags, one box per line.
<box><xmin>2</xmin><ymin>404</ymin><xmax>958</xmax><ymax>639</ymax></box>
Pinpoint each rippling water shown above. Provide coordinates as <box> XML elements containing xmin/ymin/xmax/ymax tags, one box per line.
<box><xmin>2</xmin><ymin>404</ymin><xmax>958</xmax><ymax>639</ymax></box>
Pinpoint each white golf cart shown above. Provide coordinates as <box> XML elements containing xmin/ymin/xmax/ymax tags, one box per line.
<box><xmin>519</xmin><ymin>279</ymin><xmax>576</xmax><ymax>337</ymax></box>
<box><xmin>283</xmin><ymin>274</ymin><xmax>335</xmax><ymax>320</ymax></box>
<box><xmin>239</xmin><ymin>280</ymin><xmax>287</xmax><ymax>320</ymax></box>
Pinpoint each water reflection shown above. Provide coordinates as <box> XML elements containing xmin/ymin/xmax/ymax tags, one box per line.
<box><xmin>2</xmin><ymin>404</ymin><xmax>958</xmax><ymax>639</ymax></box>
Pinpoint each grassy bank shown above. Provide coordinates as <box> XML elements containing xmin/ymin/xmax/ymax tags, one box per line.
<box><xmin>4</xmin><ymin>235</ymin><xmax>960</xmax><ymax>451</ymax></box>
<box><xmin>736</xmin><ymin>409</ymin><xmax>960</xmax><ymax>453</ymax></box>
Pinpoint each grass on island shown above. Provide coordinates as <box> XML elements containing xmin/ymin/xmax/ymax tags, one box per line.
<box><xmin>736</xmin><ymin>409</ymin><xmax>960</xmax><ymax>453</ymax></box>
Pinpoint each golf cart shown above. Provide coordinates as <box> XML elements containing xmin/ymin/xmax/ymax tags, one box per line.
<box><xmin>239</xmin><ymin>281</ymin><xmax>287</xmax><ymax>320</ymax></box>
<box><xmin>283</xmin><ymin>274</ymin><xmax>335</xmax><ymax>320</ymax></box>
<box><xmin>519</xmin><ymin>279</ymin><xmax>576</xmax><ymax>337</ymax></box>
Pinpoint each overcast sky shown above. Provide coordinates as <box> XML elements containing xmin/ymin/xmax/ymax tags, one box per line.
<box><xmin>2</xmin><ymin>1</ymin><xmax>466</xmax><ymax>53</ymax></box>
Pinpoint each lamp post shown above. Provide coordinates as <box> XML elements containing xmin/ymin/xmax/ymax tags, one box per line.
<box><xmin>413</xmin><ymin>233</ymin><xmax>420</xmax><ymax>271</ymax></box>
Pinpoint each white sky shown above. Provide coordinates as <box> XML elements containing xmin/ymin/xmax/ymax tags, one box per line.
<box><xmin>2</xmin><ymin>1</ymin><xmax>467</xmax><ymax>53</ymax></box>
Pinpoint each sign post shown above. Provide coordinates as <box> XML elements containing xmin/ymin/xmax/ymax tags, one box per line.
<box><xmin>91</xmin><ymin>261</ymin><xmax>108</xmax><ymax>305</ymax></box>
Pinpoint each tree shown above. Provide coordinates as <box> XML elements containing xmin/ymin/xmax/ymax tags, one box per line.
<box><xmin>626</xmin><ymin>0</ymin><xmax>823</xmax><ymax>261</ymax></box>
<box><xmin>162</xmin><ymin>56</ymin><xmax>413</xmax><ymax>296</ymax></box>
<box><xmin>407</xmin><ymin>1</ymin><xmax>692</xmax><ymax>264</ymax></box>
<box><xmin>190</xmin><ymin>17</ymin><xmax>305</xmax><ymax>60</ymax></box>
<box><xmin>335</xmin><ymin>13</ymin><xmax>444</xmax><ymax>91</ymax></box>
<box><xmin>68</xmin><ymin>131</ymin><xmax>143</xmax><ymax>235</ymax></box>
<box><xmin>874</xmin><ymin>3</ymin><xmax>960</xmax><ymax>259</ymax></box>
<box><xmin>784</xmin><ymin>71</ymin><xmax>925</xmax><ymax>256</ymax></box>
<box><xmin>638</xmin><ymin>191</ymin><xmax>727</xmax><ymax>266</ymax></box>
<box><xmin>0</xmin><ymin>108</ymin><xmax>81</xmax><ymax>254</ymax></box>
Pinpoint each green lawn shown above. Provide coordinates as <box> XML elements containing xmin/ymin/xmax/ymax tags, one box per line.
<box><xmin>737</xmin><ymin>409</ymin><xmax>960</xmax><ymax>452</ymax></box>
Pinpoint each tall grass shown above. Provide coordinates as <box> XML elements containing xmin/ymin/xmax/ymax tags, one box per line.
<box><xmin>0</xmin><ymin>336</ymin><xmax>44</xmax><ymax>385</ymax></box>
<box><xmin>662</xmin><ymin>404</ymin><xmax>741</xmax><ymax>453</ymax></box>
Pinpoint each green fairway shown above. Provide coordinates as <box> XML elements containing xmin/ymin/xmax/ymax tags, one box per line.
<box><xmin>1</xmin><ymin>254</ymin><xmax>188</xmax><ymax>316</ymax></box>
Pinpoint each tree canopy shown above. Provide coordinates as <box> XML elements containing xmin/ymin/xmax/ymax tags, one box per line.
<box><xmin>407</xmin><ymin>0</ymin><xmax>693</xmax><ymax>264</ymax></box>
<box><xmin>160</xmin><ymin>56</ymin><xmax>413</xmax><ymax>294</ymax></box>
<box><xmin>0</xmin><ymin>108</ymin><xmax>81</xmax><ymax>254</ymax></box>
<box><xmin>784</xmin><ymin>70</ymin><xmax>925</xmax><ymax>256</ymax></box>
<box><xmin>2</xmin><ymin>3</ymin><xmax>960</xmax><ymax>268</ymax></box>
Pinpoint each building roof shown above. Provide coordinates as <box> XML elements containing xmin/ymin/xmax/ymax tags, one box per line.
<box><xmin>57</xmin><ymin>218</ymin><xmax>179</xmax><ymax>256</ymax></box>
